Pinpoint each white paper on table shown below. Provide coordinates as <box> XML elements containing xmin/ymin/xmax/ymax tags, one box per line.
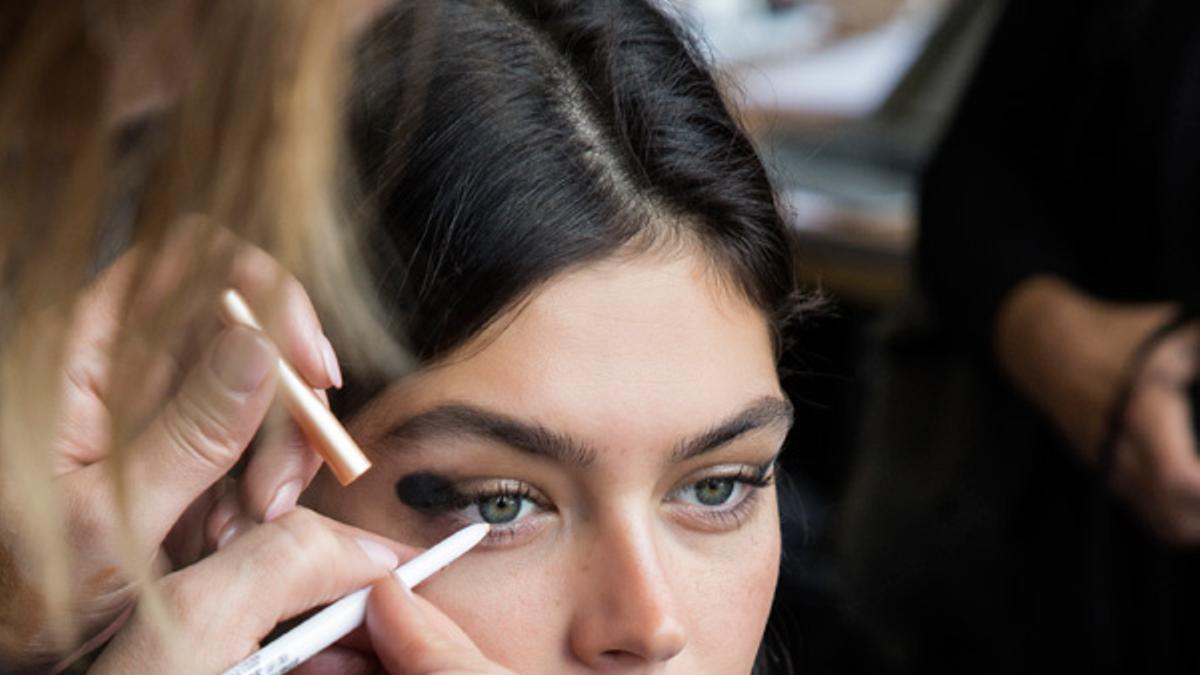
<box><xmin>736</xmin><ymin>9</ymin><xmax>942</xmax><ymax>119</ymax></box>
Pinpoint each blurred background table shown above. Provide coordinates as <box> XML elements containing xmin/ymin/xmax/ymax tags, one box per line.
<box><xmin>682</xmin><ymin>0</ymin><xmax>1002</xmax><ymax>306</ymax></box>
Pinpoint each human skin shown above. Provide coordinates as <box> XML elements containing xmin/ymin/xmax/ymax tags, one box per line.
<box><xmin>995</xmin><ymin>274</ymin><xmax>1200</xmax><ymax>542</ymax></box>
<box><xmin>307</xmin><ymin>250</ymin><xmax>788</xmax><ymax>673</ymax></box>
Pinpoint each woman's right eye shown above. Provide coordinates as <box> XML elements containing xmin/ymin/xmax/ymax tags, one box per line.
<box><xmin>442</xmin><ymin>484</ymin><xmax>555</xmax><ymax>547</ymax></box>
<box><xmin>459</xmin><ymin>493</ymin><xmax>539</xmax><ymax>525</ymax></box>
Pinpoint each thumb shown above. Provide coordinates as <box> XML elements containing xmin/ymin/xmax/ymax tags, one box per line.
<box><xmin>119</xmin><ymin>325</ymin><xmax>278</xmax><ymax>550</ymax></box>
<box><xmin>367</xmin><ymin>576</ymin><xmax>505</xmax><ymax>675</ymax></box>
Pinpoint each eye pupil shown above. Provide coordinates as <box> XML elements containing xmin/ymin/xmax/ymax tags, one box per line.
<box><xmin>695</xmin><ymin>478</ymin><xmax>735</xmax><ymax>506</ymax></box>
<box><xmin>477</xmin><ymin>495</ymin><xmax>522</xmax><ymax>524</ymax></box>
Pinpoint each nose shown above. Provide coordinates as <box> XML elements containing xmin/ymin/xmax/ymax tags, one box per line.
<box><xmin>568</xmin><ymin>521</ymin><xmax>688</xmax><ymax>668</ymax></box>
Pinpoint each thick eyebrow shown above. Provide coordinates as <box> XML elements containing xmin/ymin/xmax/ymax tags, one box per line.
<box><xmin>379</xmin><ymin>396</ymin><xmax>793</xmax><ymax>467</ymax></box>
<box><xmin>670</xmin><ymin>396</ymin><xmax>794</xmax><ymax>462</ymax></box>
<box><xmin>381</xmin><ymin>404</ymin><xmax>598</xmax><ymax>467</ymax></box>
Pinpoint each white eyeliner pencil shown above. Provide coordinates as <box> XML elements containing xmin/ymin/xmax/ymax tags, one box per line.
<box><xmin>222</xmin><ymin>523</ymin><xmax>490</xmax><ymax>675</ymax></box>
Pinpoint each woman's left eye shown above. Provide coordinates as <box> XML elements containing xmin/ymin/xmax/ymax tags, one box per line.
<box><xmin>672</xmin><ymin>477</ymin><xmax>746</xmax><ymax>508</ymax></box>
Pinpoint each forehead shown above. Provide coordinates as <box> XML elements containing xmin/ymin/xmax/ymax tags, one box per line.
<box><xmin>370</xmin><ymin>253</ymin><xmax>780</xmax><ymax>456</ymax></box>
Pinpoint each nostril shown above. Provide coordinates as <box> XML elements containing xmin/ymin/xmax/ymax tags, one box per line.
<box><xmin>599</xmin><ymin>649</ymin><xmax>640</xmax><ymax>663</ymax></box>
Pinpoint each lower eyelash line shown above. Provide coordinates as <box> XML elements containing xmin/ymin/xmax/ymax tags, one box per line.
<box><xmin>405</xmin><ymin>458</ymin><xmax>780</xmax><ymax>544</ymax></box>
<box><xmin>698</xmin><ymin>478</ymin><xmax>770</xmax><ymax>529</ymax></box>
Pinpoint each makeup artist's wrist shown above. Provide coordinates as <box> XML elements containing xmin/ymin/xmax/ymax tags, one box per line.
<box><xmin>994</xmin><ymin>275</ymin><xmax>1179</xmax><ymax>462</ymax></box>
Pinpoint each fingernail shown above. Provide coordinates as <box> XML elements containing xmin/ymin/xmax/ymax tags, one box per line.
<box><xmin>217</xmin><ymin>519</ymin><xmax>245</xmax><ymax>550</ymax></box>
<box><xmin>264</xmin><ymin>479</ymin><xmax>303</xmax><ymax>522</ymax></box>
<box><xmin>356</xmin><ymin>537</ymin><xmax>399</xmax><ymax>570</ymax></box>
<box><xmin>319</xmin><ymin>334</ymin><xmax>343</xmax><ymax>389</ymax></box>
<box><xmin>207</xmin><ymin>491</ymin><xmax>239</xmax><ymax>541</ymax></box>
<box><xmin>213</xmin><ymin>327</ymin><xmax>275</xmax><ymax>393</ymax></box>
<box><xmin>381</xmin><ymin>573</ymin><xmax>415</xmax><ymax>600</ymax></box>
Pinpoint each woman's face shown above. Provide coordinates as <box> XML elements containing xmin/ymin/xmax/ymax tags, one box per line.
<box><xmin>307</xmin><ymin>251</ymin><xmax>788</xmax><ymax>673</ymax></box>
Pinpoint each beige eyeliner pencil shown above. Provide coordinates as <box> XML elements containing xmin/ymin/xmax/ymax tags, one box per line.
<box><xmin>219</xmin><ymin>288</ymin><xmax>372</xmax><ymax>485</ymax></box>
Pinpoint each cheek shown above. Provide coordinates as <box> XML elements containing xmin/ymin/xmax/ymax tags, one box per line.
<box><xmin>415</xmin><ymin>544</ymin><xmax>571</xmax><ymax>669</ymax></box>
<box><xmin>305</xmin><ymin>478</ymin><xmax>782</xmax><ymax>672</ymax></box>
<box><xmin>678</xmin><ymin>491</ymin><xmax>781</xmax><ymax>668</ymax></box>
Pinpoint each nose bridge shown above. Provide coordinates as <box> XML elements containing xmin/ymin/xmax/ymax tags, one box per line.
<box><xmin>604</xmin><ymin>514</ymin><xmax>673</xmax><ymax>613</ymax></box>
<box><xmin>568</xmin><ymin>507</ymin><xmax>688</xmax><ymax>665</ymax></box>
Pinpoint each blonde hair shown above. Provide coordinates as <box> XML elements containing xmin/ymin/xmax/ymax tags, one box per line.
<box><xmin>0</xmin><ymin>0</ymin><xmax>406</xmax><ymax>664</ymax></box>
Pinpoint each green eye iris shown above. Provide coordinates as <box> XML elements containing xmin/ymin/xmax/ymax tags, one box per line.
<box><xmin>693</xmin><ymin>478</ymin><xmax>735</xmax><ymax>506</ymax></box>
<box><xmin>476</xmin><ymin>494</ymin><xmax>523</xmax><ymax>524</ymax></box>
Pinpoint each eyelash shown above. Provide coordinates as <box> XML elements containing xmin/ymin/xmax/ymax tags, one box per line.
<box><xmin>409</xmin><ymin>459</ymin><xmax>778</xmax><ymax>545</ymax></box>
<box><xmin>664</xmin><ymin>461</ymin><xmax>777</xmax><ymax>531</ymax></box>
<box><xmin>436</xmin><ymin>480</ymin><xmax>555</xmax><ymax>546</ymax></box>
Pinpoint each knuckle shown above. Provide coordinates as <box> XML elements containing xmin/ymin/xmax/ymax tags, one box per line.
<box><xmin>63</xmin><ymin>478</ymin><xmax>111</xmax><ymax>541</ymax></box>
<box><xmin>159</xmin><ymin>574</ymin><xmax>207</xmax><ymax>628</ymax></box>
<box><xmin>281</xmin><ymin>278</ymin><xmax>321</xmax><ymax>340</ymax></box>
<box><xmin>235</xmin><ymin>243</ymin><xmax>280</xmax><ymax>280</ymax></box>
<box><xmin>160</xmin><ymin>384</ymin><xmax>240</xmax><ymax>472</ymax></box>
<box><xmin>281</xmin><ymin>275</ymin><xmax>308</xmax><ymax>308</ymax></box>
<box><xmin>391</xmin><ymin>630</ymin><xmax>451</xmax><ymax>671</ymax></box>
<box><xmin>272</xmin><ymin>505</ymin><xmax>323</xmax><ymax>538</ymax></box>
<box><xmin>256</xmin><ymin>509</ymin><xmax>339</xmax><ymax>581</ymax></box>
<box><xmin>235</xmin><ymin>246</ymin><xmax>294</xmax><ymax>302</ymax></box>
<box><xmin>406</xmin><ymin>643</ymin><xmax>443</xmax><ymax>670</ymax></box>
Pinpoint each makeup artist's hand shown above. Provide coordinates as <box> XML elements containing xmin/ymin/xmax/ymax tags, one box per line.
<box><xmin>89</xmin><ymin>508</ymin><xmax>415</xmax><ymax>674</ymax></box>
<box><xmin>1106</xmin><ymin>322</ymin><xmax>1200</xmax><ymax>542</ymax></box>
<box><xmin>0</xmin><ymin>228</ymin><xmax>343</xmax><ymax>666</ymax></box>
<box><xmin>996</xmin><ymin>275</ymin><xmax>1200</xmax><ymax>543</ymax></box>
<box><xmin>364</xmin><ymin>575</ymin><xmax>515</xmax><ymax>675</ymax></box>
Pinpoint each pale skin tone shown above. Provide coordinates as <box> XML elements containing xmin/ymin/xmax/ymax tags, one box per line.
<box><xmin>0</xmin><ymin>228</ymin><xmax>427</xmax><ymax>670</ymax></box>
<box><xmin>995</xmin><ymin>275</ymin><xmax>1200</xmax><ymax>543</ymax></box>
<box><xmin>3</xmin><ymin>227</ymin><xmax>520</xmax><ymax>673</ymax></box>
<box><xmin>308</xmin><ymin>250</ymin><xmax>788</xmax><ymax>673</ymax></box>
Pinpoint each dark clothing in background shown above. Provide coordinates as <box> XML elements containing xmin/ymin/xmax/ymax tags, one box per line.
<box><xmin>920</xmin><ymin>0</ymin><xmax>1200</xmax><ymax>336</ymax></box>
<box><xmin>847</xmin><ymin>2</ymin><xmax>1200</xmax><ymax>674</ymax></box>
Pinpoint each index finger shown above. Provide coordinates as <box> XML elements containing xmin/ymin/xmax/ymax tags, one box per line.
<box><xmin>229</xmin><ymin>244</ymin><xmax>342</xmax><ymax>391</ymax></box>
<box><xmin>173</xmin><ymin>510</ymin><xmax>415</xmax><ymax>673</ymax></box>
